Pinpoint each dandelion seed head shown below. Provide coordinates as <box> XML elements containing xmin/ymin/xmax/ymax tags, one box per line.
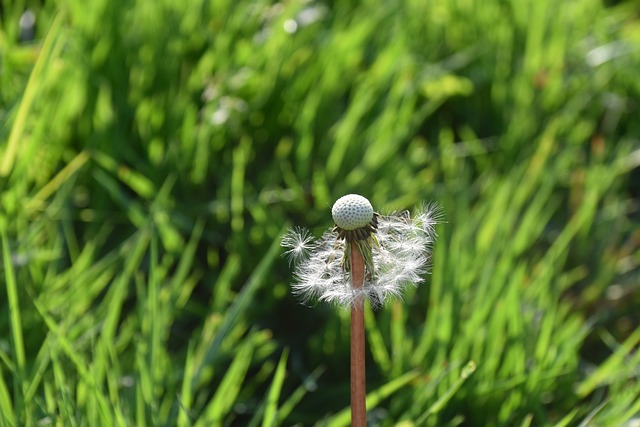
<box><xmin>282</xmin><ymin>198</ymin><xmax>441</xmax><ymax>309</ymax></box>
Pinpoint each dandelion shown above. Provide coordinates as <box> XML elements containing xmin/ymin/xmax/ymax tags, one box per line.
<box><xmin>281</xmin><ymin>194</ymin><xmax>440</xmax><ymax>309</ymax></box>
<box><xmin>281</xmin><ymin>194</ymin><xmax>441</xmax><ymax>426</ymax></box>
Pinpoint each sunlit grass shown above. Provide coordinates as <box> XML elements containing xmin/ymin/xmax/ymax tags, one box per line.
<box><xmin>1</xmin><ymin>0</ymin><xmax>639</xmax><ymax>425</ymax></box>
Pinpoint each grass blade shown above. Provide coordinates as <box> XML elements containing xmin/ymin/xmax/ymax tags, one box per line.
<box><xmin>1</xmin><ymin>229</ymin><xmax>26</xmax><ymax>422</ymax></box>
<box><xmin>576</xmin><ymin>327</ymin><xmax>640</xmax><ymax>397</ymax></box>
<box><xmin>188</xmin><ymin>225</ymin><xmax>288</xmax><ymax>391</ymax></box>
<box><xmin>415</xmin><ymin>361</ymin><xmax>477</xmax><ymax>425</ymax></box>
<box><xmin>326</xmin><ymin>370</ymin><xmax>421</xmax><ymax>427</ymax></box>
<box><xmin>262</xmin><ymin>348</ymin><xmax>289</xmax><ymax>427</ymax></box>
<box><xmin>194</xmin><ymin>338</ymin><xmax>254</xmax><ymax>426</ymax></box>
<box><xmin>1</xmin><ymin>14</ymin><xmax>64</xmax><ymax>176</ymax></box>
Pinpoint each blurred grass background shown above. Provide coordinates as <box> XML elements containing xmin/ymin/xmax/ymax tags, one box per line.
<box><xmin>1</xmin><ymin>0</ymin><xmax>640</xmax><ymax>425</ymax></box>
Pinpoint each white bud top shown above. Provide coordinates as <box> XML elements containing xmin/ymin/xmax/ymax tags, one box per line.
<box><xmin>331</xmin><ymin>194</ymin><xmax>374</xmax><ymax>230</ymax></box>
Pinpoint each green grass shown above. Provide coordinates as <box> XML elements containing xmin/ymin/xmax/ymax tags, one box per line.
<box><xmin>1</xmin><ymin>0</ymin><xmax>640</xmax><ymax>425</ymax></box>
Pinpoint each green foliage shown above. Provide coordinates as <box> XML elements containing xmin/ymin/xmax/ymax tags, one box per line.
<box><xmin>1</xmin><ymin>0</ymin><xmax>640</xmax><ymax>425</ymax></box>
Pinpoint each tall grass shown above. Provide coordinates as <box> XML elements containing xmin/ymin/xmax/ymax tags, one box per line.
<box><xmin>1</xmin><ymin>0</ymin><xmax>639</xmax><ymax>425</ymax></box>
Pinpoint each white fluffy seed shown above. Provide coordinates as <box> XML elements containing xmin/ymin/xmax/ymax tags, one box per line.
<box><xmin>331</xmin><ymin>194</ymin><xmax>374</xmax><ymax>230</ymax></box>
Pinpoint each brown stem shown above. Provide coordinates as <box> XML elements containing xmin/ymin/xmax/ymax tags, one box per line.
<box><xmin>350</xmin><ymin>241</ymin><xmax>367</xmax><ymax>427</ymax></box>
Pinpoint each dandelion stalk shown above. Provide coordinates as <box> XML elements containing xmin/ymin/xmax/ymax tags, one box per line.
<box><xmin>349</xmin><ymin>240</ymin><xmax>367</xmax><ymax>426</ymax></box>
<box><xmin>282</xmin><ymin>194</ymin><xmax>441</xmax><ymax>426</ymax></box>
